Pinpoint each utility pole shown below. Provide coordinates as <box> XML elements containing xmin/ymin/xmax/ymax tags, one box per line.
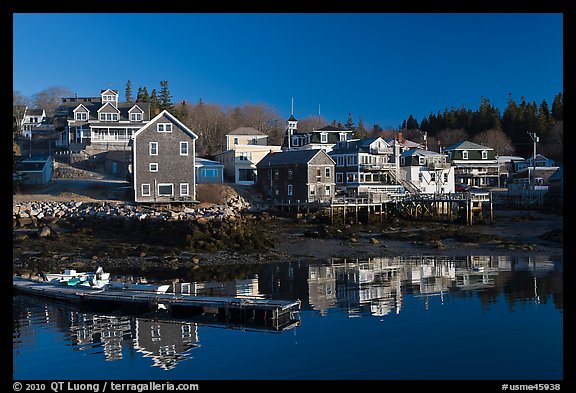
<box><xmin>527</xmin><ymin>132</ymin><xmax>539</xmax><ymax>187</ymax></box>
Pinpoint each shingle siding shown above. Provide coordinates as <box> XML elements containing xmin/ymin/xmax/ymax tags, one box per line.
<box><xmin>134</xmin><ymin>113</ymin><xmax>196</xmax><ymax>203</ymax></box>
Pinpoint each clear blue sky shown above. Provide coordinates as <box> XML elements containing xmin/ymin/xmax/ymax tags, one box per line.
<box><xmin>13</xmin><ymin>13</ymin><xmax>563</xmax><ymax>130</ymax></box>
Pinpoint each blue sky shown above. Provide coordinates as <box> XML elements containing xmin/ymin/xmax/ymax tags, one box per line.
<box><xmin>13</xmin><ymin>13</ymin><xmax>563</xmax><ymax>129</ymax></box>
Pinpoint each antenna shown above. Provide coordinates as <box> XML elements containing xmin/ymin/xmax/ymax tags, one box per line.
<box><xmin>291</xmin><ymin>97</ymin><xmax>294</xmax><ymax>116</ymax></box>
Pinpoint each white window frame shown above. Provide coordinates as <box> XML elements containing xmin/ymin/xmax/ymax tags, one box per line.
<box><xmin>141</xmin><ymin>183</ymin><xmax>151</xmax><ymax>196</ymax></box>
<box><xmin>325</xmin><ymin>167</ymin><xmax>331</xmax><ymax>178</ymax></box>
<box><xmin>482</xmin><ymin>150</ymin><xmax>488</xmax><ymax>159</ymax></box>
<box><xmin>462</xmin><ymin>150</ymin><xmax>469</xmax><ymax>159</ymax></box>
<box><xmin>157</xmin><ymin>183</ymin><xmax>174</xmax><ymax>196</ymax></box>
<box><xmin>130</xmin><ymin>113</ymin><xmax>142</xmax><ymax>122</ymax></box>
<box><xmin>149</xmin><ymin>163</ymin><xmax>158</xmax><ymax>172</ymax></box>
<box><xmin>75</xmin><ymin>112</ymin><xmax>87</xmax><ymax>121</ymax></box>
<box><xmin>180</xmin><ymin>183</ymin><xmax>189</xmax><ymax>196</ymax></box>
<box><xmin>320</xmin><ymin>132</ymin><xmax>328</xmax><ymax>143</ymax></box>
<box><xmin>180</xmin><ymin>142</ymin><xmax>189</xmax><ymax>156</ymax></box>
<box><xmin>325</xmin><ymin>185</ymin><xmax>331</xmax><ymax>196</ymax></box>
<box><xmin>157</xmin><ymin>123</ymin><xmax>173</xmax><ymax>132</ymax></box>
<box><xmin>149</xmin><ymin>142</ymin><xmax>158</xmax><ymax>155</ymax></box>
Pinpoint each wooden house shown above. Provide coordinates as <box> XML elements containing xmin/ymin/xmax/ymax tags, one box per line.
<box><xmin>132</xmin><ymin>110</ymin><xmax>198</xmax><ymax>203</ymax></box>
<box><xmin>256</xmin><ymin>149</ymin><xmax>336</xmax><ymax>206</ymax></box>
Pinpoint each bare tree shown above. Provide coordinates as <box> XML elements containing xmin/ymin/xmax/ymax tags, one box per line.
<box><xmin>296</xmin><ymin>115</ymin><xmax>329</xmax><ymax>134</ymax></box>
<box><xmin>472</xmin><ymin>128</ymin><xmax>515</xmax><ymax>156</ymax></box>
<box><xmin>31</xmin><ymin>86</ymin><xmax>74</xmax><ymax>116</ymax></box>
<box><xmin>435</xmin><ymin>129</ymin><xmax>470</xmax><ymax>150</ymax></box>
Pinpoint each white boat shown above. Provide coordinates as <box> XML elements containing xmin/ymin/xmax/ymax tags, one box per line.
<box><xmin>44</xmin><ymin>266</ymin><xmax>110</xmax><ymax>288</ymax></box>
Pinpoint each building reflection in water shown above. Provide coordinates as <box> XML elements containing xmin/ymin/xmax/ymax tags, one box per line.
<box><xmin>14</xmin><ymin>254</ymin><xmax>561</xmax><ymax>371</ymax></box>
<box><xmin>306</xmin><ymin>255</ymin><xmax>561</xmax><ymax>317</ymax></box>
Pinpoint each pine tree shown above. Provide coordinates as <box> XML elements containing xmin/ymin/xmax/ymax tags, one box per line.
<box><xmin>150</xmin><ymin>89</ymin><xmax>159</xmax><ymax>115</ymax></box>
<box><xmin>551</xmin><ymin>92</ymin><xmax>563</xmax><ymax>121</ymax></box>
<box><xmin>345</xmin><ymin>113</ymin><xmax>355</xmax><ymax>131</ymax></box>
<box><xmin>406</xmin><ymin>114</ymin><xmax>419</xmax><ymax>130</ymax></box>
<box><xmin>354</xmin><ymin>116</ymin><xmax>367</xmax><ymax>139</ymax></box>
<box><xmin>125</xmin><ymin>80</ymin><xmax>133</xmax><ymax>103</ymax></box>
<box><xmin>537</xmin><ymin>99</ymin><xmax>554</xmax><ymax>136</ymax></box>
<box><xmin>136</xmin><ymin>87</ymin><xmax>150</xmax><ymax>103</ymax></box>
<box><xmin>159</xmin><ymin>80</ymin><xmax>173</xmax><ymax>111</ymax></box>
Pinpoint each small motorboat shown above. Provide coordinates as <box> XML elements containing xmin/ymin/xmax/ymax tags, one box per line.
<box><xmin>44</xmin><ymin>266</ymin><xmax>110</xmax><ymax>288</ymax></box>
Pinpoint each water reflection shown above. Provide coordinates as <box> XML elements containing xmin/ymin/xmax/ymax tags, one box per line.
<box><xmin>13</xmin><ymin>255</ymin><xmax>562</xmax><ymax>374</ymax></box>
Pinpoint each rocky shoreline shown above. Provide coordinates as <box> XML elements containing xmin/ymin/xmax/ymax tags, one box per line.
<box><xmin>13</xmin><ymin>192</ymin><xmax>563</xmax><ymax>281</ymax></box>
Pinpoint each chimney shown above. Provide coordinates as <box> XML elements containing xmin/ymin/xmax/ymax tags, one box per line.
<box><xmin>397</xmin><ymin>131</ymin><xmax>403</xmax><ymax>143</ymax></box>
<box><xmin>155</xmin><ymin>108</ymin><xmax>160</xmax><ymax>115</ymax></box>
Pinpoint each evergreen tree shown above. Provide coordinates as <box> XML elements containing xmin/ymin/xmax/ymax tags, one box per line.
<box><xmin>537</xmin><ymin>99</ymin><xmax>554</xmax><ymax>136</ymax></box>
<box><xmin>551</xmin><ymin>92</ymin><xmax>563</xmax><ymax>121</ymax></box>
<box><xmin>150</xmin><ymin>89</ymin><xmax>159</xmax><ymax>115</ymax></box>
<box><xmin>401</xmin><ymin>119</ymin><xmax>407</xmax><ymax>130</ymax></box>
<box><xmin>125</xmin><ymin>80</ymin><xmax>133</xmax><ymax>103</ymax></box>
<box><xmin>354</xmin><ymin>116</ymin><xmax>367</xmax><ymax>139</ymax></box>
<box><xmin>159</xmin><ymin>80</ymin><xmax>173</xmax><ymax>111</ymax></box>
<box><xmin>406</xmin><ymin>114</ymin><xmax>419</xmax><ymax>130</ymax></box>
<box><xmin>420</xmin><ymin>117</ymin><xmax>430</xmax><ymax>133</ymax></box>
<box><xmin>345</xmin><ymin>113</ymin><xmax>355</xmax><ymax>131</ymax></box>
<box><xmin>136</xmin><ymin>87</ymin><xmax>150</xmax><ymax>103</ymax></box>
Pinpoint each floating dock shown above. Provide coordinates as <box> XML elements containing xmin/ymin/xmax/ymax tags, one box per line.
<box><xmin>13</xmin><ymin>277</ymin><xmax>301</xmax><ymax>330</ymax></box>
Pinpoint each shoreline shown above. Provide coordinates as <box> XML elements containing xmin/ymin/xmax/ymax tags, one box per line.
<box><xmin>13</xmin><ymin>206</ymin><xmax>563</xmax><ymax>278</ymax></box>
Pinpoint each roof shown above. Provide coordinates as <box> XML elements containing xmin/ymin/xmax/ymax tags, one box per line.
<box><xmin>228</xmin><ymin>127</ymin><xmax>266</xmax><ymax>136</ymax></box>
<box><xmin>444</xmin><ymin>140</ymin><xmax>493</xmax><ymax>151</ymax></box>
<box><xmin>288</xmin><ymin>114</ymin><xmax>298</xmax><ymax>122</ymax></box>
<box><xmin>257</xmin><ymin>149</ymin><xmax>331</xmax><ymax>167</ymax></box>
<box><xmin>400</xmin><ymin>148</ymin><xmax>445</xmax><ymax>158</ymax></box>
<box><xmin>329</xmin><ymin>137</ymin><xmax>388</xmax><ymax>155</ymax></box>
<box><xmin>27</xmin><ymin>109</ymin><xmax>45</xmax><ymax>116</ymax></box>
<box><xmin>132</xmin><ymin>109</ymin><xmax>198</xmax><ymax>140</ymax></box>
<box><xmin>195</xmin><ymin>157</ymin><xmax>224</xmax><ymax>167</ymax></box>
<box><xmin>315</xmin><ymin>125</ymin><xmax>350</xmax><ymax>132</ymax></box>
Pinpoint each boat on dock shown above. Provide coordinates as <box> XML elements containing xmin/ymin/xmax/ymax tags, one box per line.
<box><xmin>13</xmin><ymin>276</ymin><xmax>301</xmax><ymax>330</ymax></box>
<box><xmin>44</xmin><ymin>266</ymin><xmax>110</xmax><ymax>289</ymax></box>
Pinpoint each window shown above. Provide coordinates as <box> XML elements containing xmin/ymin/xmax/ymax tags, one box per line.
<box><xmin>482</xmin><ymin>150</ymin><xmax>488</xmax><ymax>159</ymax></box>
<box><xmin>141</xmin><ymin>183</ymin><xmax>151</xmax><ymax>196</ymax></box>
<box><xmin>130</xmin><ymin>113</ymin><xmax>142</xmax><ymax>121</ymax></box>
<box><xmin>201</xmin><ymin>168</ymin><xmax>219</xmax><ymax>178</ymax></box>
<box><xmin>462</xmin><ymin>150</ymin><xmax>469</xmax><ymax>159</ymax></box>
<box><xmin>149</xmin><ymin>142</ymin><xmax>158</xmax><ymax>155</ymax></box>
<box><xmin>157</xmin><ymin>123</ymin><xmax>172</xmax><ymax>132</ymax></box>
<box><xmin>180</xmin><ymin>142</ymin><xmax>188</xmax><ymax>156</ymax></box>
<box><xmin>180</xmin><ymin>183</ymin><xmax>189</xmax><ymax>196</ymax></box>
<box><xmin>288</xmin><ymin>169</ymin><xmax>293</xmax><ymax>179</ymax></box>
<box><xmin>443</xmin><ymin>173</ymin><xmax>448</xmax><ymax>182</ymax></box>
<box><xmin>419</xmin><ymin>156</ymin><xmax>426</xmax><ymax>165</ymax></box>
<box><xmin>325</xmin><ymin>167</ymin><xmax>331</xmax><ymax>177</ymax></box>
<box><xmin>418</xmin><ymin>172</ymin><xmax>423</xmax><ymax>182</ymax></box>
<box><xmin>239</xmin><ymin>152</ymin><xmax>251</xmax><ymax>161</ymax></box>
<box><xmin>287</xmin><ymin>184</ymin><xmax>293</xmax><ymax>196</ymax></box>
<box><xmin>274</xmin><ymin>169</ymin><xmax>279</xmax><ymax>180</ymax></box>
<box><xmin>320</xmin><ymin>133</ymin><xmax>328</xmax><ymax>143</ymax></box>
<box><xmin>149</xmin><ymin>163</ymin><xmax>158</xmax><ymax>172</ymax></box>
<box><xmin>430</xmin><ymin>172</ymin><xmax>436</xmax><ymax>182</ymax></box>
<box><xmin>158</xmin><ymin>184</ymin><xmax>173</xmax><ymax>196</ymax></box>
<box><xmin>339</xmin><ymin>133</ymin><xmax>347</xmax><ymax>141</ymax></box>
<box><xmin>325</xmin><ymin>185</ymin><xmax>331</xmax><ymax>196</ymax></box>
<box><xmin>336</xmin><ymin>173</ymin><xmax>343</xmax><ymax>183</ymax></box>
<box><xmin>316</xmin><ymin>168</ymin><xmax>321</xmax><ymax>181</ymax></box>
<box><xmin>75</xmin><ymin>112</ymin><xmax>87</xmax><ymax>121</ymax></box>
<box><xmin>309</xmin><ymin>186</ymin><xmax>315</xmax><ymax>196</ymax></box>
<box><xmin>234</xmin><ymin>137</ymin><xmax>239</xmax><ymax>145</ymax></box>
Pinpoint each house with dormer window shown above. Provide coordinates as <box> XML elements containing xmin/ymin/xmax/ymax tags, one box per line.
<box><xmin>53</xmin><ymin>88</ymin><xmax>150</xmax><ymax>152</ymax></box>
<box><xmin>443</xmin><ymin>141</ymin><xmax>499</xmax><ymax>187</ymax></box>
<box><xmin>132</xmin><ymin>110</ymin><xmax>198</xmax><ymax>204</ymax></box>
<box><xmin>400</xmin><ymin>148</ymin><xmax>455</xmax><ymax>194</ymax></box>
<box><xmin>283</xmin><ymin>114</ymin><xmax>354</xmax><ymax>153</ymax></box>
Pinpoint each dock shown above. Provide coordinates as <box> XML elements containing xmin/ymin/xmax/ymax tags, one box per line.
<box><xmin>13</xmin><ymin>277</ymin><xmax>301</xmax><ymax>330</ymax></box>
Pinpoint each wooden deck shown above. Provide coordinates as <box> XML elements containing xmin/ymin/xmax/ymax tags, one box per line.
<box><xmin>13</xmin><ymin>277</ymin><xmax>301</xmax><ymax>329</ymax></box>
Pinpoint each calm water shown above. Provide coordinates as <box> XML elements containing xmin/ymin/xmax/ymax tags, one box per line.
<box><xmin>13</xmin><ymin>255</ymin><xmax>563</xmax><ymax>380</ymax></box>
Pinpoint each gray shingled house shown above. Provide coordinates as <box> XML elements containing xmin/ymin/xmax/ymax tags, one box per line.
<box><xmin>132</xmin><ymin>110</ymin><xmax>198</xmax><ymax>203</ymax></box>
<box><xmin>256</xmin><ymin>149</ymin><xmax>336</xmax><ymax>206</ymax></box>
